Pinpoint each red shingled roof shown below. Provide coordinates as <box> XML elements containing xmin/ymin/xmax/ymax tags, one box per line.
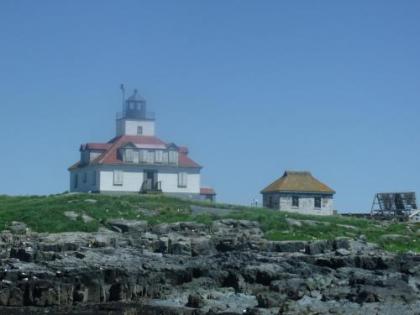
<box><xmin>70</xmin><ymin>135</ymin><xmax>201</xmax><ymax>169</ymax></box>
<box><xmin>200</xmin><ymin>187</ymin><xmax>216</xmax><ymax>195</ymax></box>
<box><xmin>82</xmin><ymin>143</ymin><xmax>112</xmax><ymax>151</ymax></box>
<box><xmin>107</xmin><ymin>135</ymin><xmax>166</xmax><ymax>146</ymax></box>
<box><xmin>179</xmin><ymin>151</ymin><xmax>201</xmax><ymax>168</ymax></box>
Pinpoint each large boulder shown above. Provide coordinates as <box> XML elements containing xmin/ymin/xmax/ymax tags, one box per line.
<box><xmin>8</xmin><ymin>222</ymin><xmax>28</xmax><ymax>235</ymax></box>
<box><xmin>107</xmin><ymin>219</ymin><xmax>148</xmax><ymax>234</ymax></box>
<box><xmin>266</xmin><ymin>240</ymin><xmax>307</xmax><ymax>253</ymax></box>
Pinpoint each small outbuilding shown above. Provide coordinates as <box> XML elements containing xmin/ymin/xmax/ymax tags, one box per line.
<box><xmin>261</xmin><ymin>171</ymin><xmax>335</xmax><ymax>215</ymax></box>
<box><xmin>199</xmin><ymin>187</ymin><xmax>217</xmax><ymax>202</ymax></box>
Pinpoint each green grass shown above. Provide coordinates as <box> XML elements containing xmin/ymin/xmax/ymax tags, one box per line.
<box><xmin>0</xmin><ymin>193</ymin><xmax>418</xmax><ymax>253</ymax></box>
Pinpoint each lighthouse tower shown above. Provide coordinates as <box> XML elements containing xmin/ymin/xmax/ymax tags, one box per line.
<box><xmin>116</xmin><ymin>89</ymin><xmax>156</xmax><ymax>137</ymax></box>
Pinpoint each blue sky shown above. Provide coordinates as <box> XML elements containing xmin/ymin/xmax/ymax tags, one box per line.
<box><xmin>0</xmin><ymin>1</ymin><xmax>419</xmax><ymax>212</ymax></box>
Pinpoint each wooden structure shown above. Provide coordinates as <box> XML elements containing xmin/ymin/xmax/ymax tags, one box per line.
<box><xmin>371</xmin><ymin>192</ymin><xmax>417</xmax><ymax>220</ymax></box>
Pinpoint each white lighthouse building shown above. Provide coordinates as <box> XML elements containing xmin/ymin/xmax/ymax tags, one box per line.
<box><xmin>68</xmin><ymin>89</ymin><xmax>215</xmax><ymax>200</ymax></box>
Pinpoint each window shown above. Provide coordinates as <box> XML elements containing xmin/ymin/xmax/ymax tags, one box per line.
<box><xmin>162</xmin><ymin>151</ymin><xmax>169</xmax><ymax>163</ymax></box>
<box><xmin>83</xmin><ymin>172</ymin><xmax>87</xmax><ymax>183</ymax></box>
<box><xmin>81</xmin><ymin>151</ymin><xmax>89</xmax><ymax>164</ymax></box>
<box><xmin>178</xmin><ymin>172</ymin><xmax>188</xmax><ymax>188</ymax></box>
<box><xmin>292</xmin><ymin>196</ymin><xmax>299</xmax><ymax>207</ymax></box>
<box><xmin>139</xmin><ymin>150</ymin><xmax>153</xmax><ymax>163</ymax></box>
<box><xmin>92</xmin><ymin>171</ymin><xmax>96</xmax><ymax>186</ymax></box>
<box><xmin>155</xmin><ymin>150</ymin><xmax>163</xmax><ymax>163</ymax></box>
<box><xmin>268</xmin><ymin>196</ymin><xmax>273</xmax><ymax>208</ymax></box>
<box><xmin>169</xmin><ymin>150</ymin><xmax>178</xmax><ymax>164</ymax></box>
<box><xmin>139</xmin><ymin>150</ymin><xmax>146</xmax><ymax>163</ymax></box>
<box><xmin>314</xmin><ymin>197</ymin><xmax>321</xmax><ymax>209</ymax></box>
<box><xmin>125</xmin><ymin>149</ymin><xmax>135</xmax><ymax>162</ymax></box>
<box><xmin>74</xmin><ymin>174</ymin><xmax>78</xmax><ymax>188</ymax></box>
<box><xmin>146</xmin><ymin>151</ymin><xmax>154</xmax><ymax>163</ymax></box>
<box><xmin>137</xmin><ymin>126</ymin><xmax>143</xmax><ymax>135</ymax></box>
<box><xmin>113</xmin><ymin>170</ymin><xmax>124</xmax><ymax>186</ymax></box>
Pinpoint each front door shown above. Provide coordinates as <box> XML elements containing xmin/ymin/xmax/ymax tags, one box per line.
<box><xmin>144</xmin><ymin>170</ymin><xmax>158</xmax><ymax>191</ymax></box>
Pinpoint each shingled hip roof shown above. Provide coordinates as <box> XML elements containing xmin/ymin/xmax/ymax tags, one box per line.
<box><xmin>69</xmin><ymin>135</ymin><xmax>201</xmax><ymax>170</ymax></box>
<box><xmin>261</xmin><ymin>171</ymin><xmax>335</xmax><ymax>194</ymax></box>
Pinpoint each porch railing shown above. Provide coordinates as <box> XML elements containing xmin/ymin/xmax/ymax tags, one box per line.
<box><xmin>141</xmin><ymin>179</ymin><xmax>162</xmax><ymax>193</ymax></box>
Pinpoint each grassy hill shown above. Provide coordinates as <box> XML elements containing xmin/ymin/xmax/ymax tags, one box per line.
<box><xmin>0</xmin><ymin>193</ymin><xmax>418</xmax><ymax>253</ymax></box>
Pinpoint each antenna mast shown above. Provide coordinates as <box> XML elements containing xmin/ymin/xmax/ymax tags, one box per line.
<box><xmin>120</xmin><ymin>84</ymin><xmax>125</xmax><ymax>111</ymax></box>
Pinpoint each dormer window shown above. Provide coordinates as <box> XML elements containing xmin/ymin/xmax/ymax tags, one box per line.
<box><xmin>125</xmin><ymin>149</ymin><xmax>135</xmax><ymax>162</ymax></box>
<box><xmin>155</xmin><ymin>150</ymin><xmax>163</xmax><ymax>163</ymax></box>
<box><xmin>168</xmin><ymin>150</ymin><xmax>178</xmax><ymax>164</ymax></box>
<box><xmin>145</xmin><ymin>150</ymin><xmax>154</xmax><ymax>163</ymax></box>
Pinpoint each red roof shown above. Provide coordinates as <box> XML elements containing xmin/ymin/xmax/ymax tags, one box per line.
<box><xmin>70</xmin><ymin>135</ymin><xmax>201</xmax><ymax>169</ymax></box>
<box><xmin>200</xmin><ymin>187</ymin><xmax>216</xmax><ymax>195</ymax></box>
<box><xmin>179</xmin><ymin>152</ymin><xmax>201</xmax><ymax>168</ymax></box>
<box><xmin>81</xmin><ymin>143</ymin><xmax>112</xmax><ymax>151</ymax></box>
<box><xmin>108</xmin><ymin>135</ymin><xmax>166</xmax><ymax>146</ymax></box>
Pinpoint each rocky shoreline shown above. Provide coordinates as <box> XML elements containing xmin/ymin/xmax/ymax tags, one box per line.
<box><xmin>0</xmin><ymin>219</ymin><xmax>419</xmax><ymax>314</ymax></box>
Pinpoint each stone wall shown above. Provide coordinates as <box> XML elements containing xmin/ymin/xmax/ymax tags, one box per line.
<box><xmin>263</xmin><ymin>192</ymin><xmax>334</xmax><ymax>215</ymax></box>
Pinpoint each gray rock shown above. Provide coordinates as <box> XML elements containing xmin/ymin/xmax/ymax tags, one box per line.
<box><xmin>107</xmin><ymin>219</ymin><xmax>148</xmax><ymax>233</ymax></box>
<box><xmin>266</xmin><ymin>240</ymin><xmax>307</xmax><ymax>253</ymax></box>
<box><xmin>305</xmin><ymin>240</ymin><xmax>334</xmax><ymax>255</ymax></box>
<box><xmin>168</xmin><ymin>236</ymin><xmax>191</xmax><ymax>256</ymax></box>
<box><xmin>0</xmin><ymin>219</ymin><xmax>417</xmax><ymax>315</ymax></box>
<box><xmin>336</xmin><ymin>248</ymin><xmax>351</xmax><ymax>256</ymax></box>
<box><xmin>186</xmin><ymin>293</ymin><xmax>205</xmax><ymax>308</ymax></box>
<box><xmin>8</xmin><ymin>222</ymin><xmax>28</xmax><ymax>235</ymax></box>
<box><xmin>63</xmin><ymin>211</ymin><xmax>79</xmax><ymax>220</ymax></box>
<box><xmin>380</xmin><ymin>234</ymin><xmax>410</xmax><ymax>242</ymax></box>
<box><xmin>285</xmin><ymin>218</ymin><xmax>302</xmax><ymax>228</ymax></box>
<box><xmin>84</xmin><ymin>199</ymin><xmax>97</xmax><ymax>204</ymax></box>
<box><xmin>64</xmin><ymin>211</ymin><xmax>94</xmax><ymax>223</ymax></box>
<box><xmin>81</xmin><ymin>214</ymin><xmax>94</xmax><ymax>223</ymax></box>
